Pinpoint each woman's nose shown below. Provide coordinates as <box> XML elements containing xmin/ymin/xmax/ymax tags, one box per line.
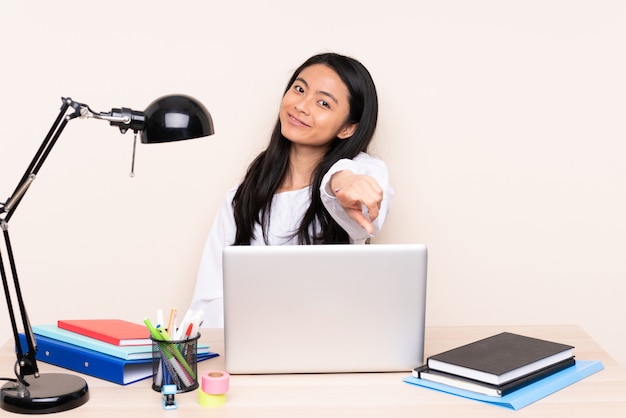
<box><xmin>294</xmin><ymin>96</ymin><xmax>311</xmax><ymax>115</ymax></box>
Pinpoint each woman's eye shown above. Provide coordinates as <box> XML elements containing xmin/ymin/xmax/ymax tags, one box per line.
<box><xmin>318</xmin><ymin>100</ymin><xmax>330</xmax><ymax>108</ymax></box>
<box><xmin>294</xmin><ymin>85</ymin><xmax>305</xmax><ymax>93</ymax></box>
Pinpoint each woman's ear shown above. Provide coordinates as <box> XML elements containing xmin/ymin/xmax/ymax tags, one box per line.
<box><xmin>337</xmin><ymin>122</ymin><xmax>358</xmax><ymax>139</ymax></box>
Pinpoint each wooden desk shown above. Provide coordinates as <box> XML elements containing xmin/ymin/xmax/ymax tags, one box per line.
<box><xmin>1</xmin><ymin>325</ymin><xmax>625</xmax><ymax>416</ymax></box>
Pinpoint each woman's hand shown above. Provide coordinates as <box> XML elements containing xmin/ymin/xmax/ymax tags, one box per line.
<box><xmin>331</xmin><ymin>170</ymin><xmax>383</xmax><ymax>236</ymax></box>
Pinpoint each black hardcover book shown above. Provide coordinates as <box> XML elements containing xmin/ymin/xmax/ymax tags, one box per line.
<box><xmin>414</xmin><ymin>357</ymin><xmax>576</xmax><ymax>397</ymax></box>
<box><xmin>426</xmin><ymin>332</ymin><xmax>574</xmax><ymax>385</ymax></box>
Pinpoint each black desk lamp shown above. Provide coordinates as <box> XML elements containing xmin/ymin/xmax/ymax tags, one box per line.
<box><xmin>0</xmin><ymin>95</ymin><xmax>214</xmax><ymax>414</ymax></box>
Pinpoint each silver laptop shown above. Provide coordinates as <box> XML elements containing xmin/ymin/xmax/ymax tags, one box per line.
<box><xmin>223</xmin><ymin>244</ymin><xmax>428</xmax><ymax>374</ymax></box>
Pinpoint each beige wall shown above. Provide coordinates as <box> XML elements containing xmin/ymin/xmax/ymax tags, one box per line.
<box><xmin>1</xmin><ymin>1</ymin><xmax>625</xmax><ymax>366</ymax></box>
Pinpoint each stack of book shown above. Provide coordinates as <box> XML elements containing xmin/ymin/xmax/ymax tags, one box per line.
<box><xmin>405</xmin><ymin>332</ymin><xmax>604</xmax><ymax>410</ymax></box>
<box><xmin>18</xmin><ymin>319</ymin><xmax>217</xmax><ymax>385</ymax></box>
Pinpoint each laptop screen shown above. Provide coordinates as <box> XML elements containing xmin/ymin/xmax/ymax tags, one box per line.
<box><xmin>223</xmin><ymin>244</ymin><xmax>428</xmax><ymax>374</ymax></box>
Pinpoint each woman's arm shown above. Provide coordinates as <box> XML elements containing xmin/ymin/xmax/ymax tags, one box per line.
<box><xmin>189</xmin><ymin>187</ymin><xmax>237</xmax><ymax>327</ymax></box>
<box><xmin>320</xmin><ymin>152</ymin><xmax>393</xmax><ymax>243</ymax></box>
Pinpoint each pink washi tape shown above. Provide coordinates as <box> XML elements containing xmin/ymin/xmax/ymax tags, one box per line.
<box><xmin>201</xmin><ymin>370</ymin><xmax>230</xmax><ymax>395</ymax></box>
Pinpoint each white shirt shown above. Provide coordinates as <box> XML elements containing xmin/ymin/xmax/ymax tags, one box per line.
<box><xmin>189</xmin><ymin>152</ymin><xmax>393</xmax><ymax>327</ymax></box>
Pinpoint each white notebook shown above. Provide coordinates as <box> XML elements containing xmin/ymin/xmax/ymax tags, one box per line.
<box><xmin>223</xmin><ymin>244</ymin><xmax>428</xmax><ymax>374</ymax></box>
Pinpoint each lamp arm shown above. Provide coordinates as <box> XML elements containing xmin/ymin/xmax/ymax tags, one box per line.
<box><xmin>0</xmin><ymin>97</ymin><xmax>87</xmax><ymax>383</ymax></box>
<box><xmin>2</xmin><ymin>98</ymin><xmax>78</xmax><ymax>221</ymax></box>
<box><xmin>1</xmin><ymin>225</ymin><xmax>39</xmax><ymax>381</ymax></box>
<box><xmin>1</xmin><ymin>98</ymin><xmax>146</xmax><ymax>220</ymax></box>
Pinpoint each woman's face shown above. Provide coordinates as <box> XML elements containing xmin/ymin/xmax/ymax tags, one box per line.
<box><xmin>279</xmin><ymin>64</ymin><xmax>357</xmax><ymax>150</ymax></box>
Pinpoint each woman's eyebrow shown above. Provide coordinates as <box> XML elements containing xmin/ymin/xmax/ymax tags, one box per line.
<box><xmin>319</xmin><ymin>90</ymin><xmax>339</xmax><ymax>105</ymax></box>
<box><xmin>295</xmin><ymin>77</ymin><xmax>339</xmax><ymax>105</ymax></box>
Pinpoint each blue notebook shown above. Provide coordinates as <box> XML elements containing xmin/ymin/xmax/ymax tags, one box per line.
<box><xmin>18</xmin><ymin>333</ymin><xmax>219</xmax><ymax>385</ymax></box>
<box><xmin>403</xmin><ymin>360</ymin><xmax>604</xmax><ymax>410</ymax></box>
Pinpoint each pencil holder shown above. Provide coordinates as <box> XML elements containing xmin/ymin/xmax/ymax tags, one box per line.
<box><xmin>150</xmin><ymin>333</ymin><xmax>200</xmax><ymax>393</ymax></box>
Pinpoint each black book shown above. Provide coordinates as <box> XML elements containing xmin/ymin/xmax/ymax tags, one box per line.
<box><xmin>426</xmin><ymin>332</ymin><xmax>574</xmax><ymax>385</ymax></box>
<box><xmin>413</xmin><ymin>357</ymin><xmax>576</xmax><ymax>397</ymax></box>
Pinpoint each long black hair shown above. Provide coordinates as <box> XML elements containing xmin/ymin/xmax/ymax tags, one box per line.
<box><xmin>232</xmin><ymin>52</ymin><xmax>379</xmax><ymax>245</ymax></box>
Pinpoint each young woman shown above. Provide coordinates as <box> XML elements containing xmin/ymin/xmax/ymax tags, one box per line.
<box><xmin>190</xmin><ymin>52</ymin><xmax>393</xmax><ymax>326</ymax></box>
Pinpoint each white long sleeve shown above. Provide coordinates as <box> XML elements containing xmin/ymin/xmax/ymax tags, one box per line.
<box><xmin>320</xmin><ymin>152</ymin><xmax>393</xmax><ymax>244</ymax></box>
<box><xmin>189</xmin><ymin>189</ymin><xmax>236</xmax><ymax>327</ymax></box>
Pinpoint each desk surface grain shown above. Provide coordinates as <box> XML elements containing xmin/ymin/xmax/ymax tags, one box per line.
<box><xmin>2</xmin><ymin>325</ymin><xmax>625</xmax><ymax>417</ymax></box>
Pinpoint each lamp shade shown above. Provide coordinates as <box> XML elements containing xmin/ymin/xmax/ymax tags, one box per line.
<box><xmin>141</xmin><ymin>94</ymin><xmax>214</xmax><ymax>143</ymax></box>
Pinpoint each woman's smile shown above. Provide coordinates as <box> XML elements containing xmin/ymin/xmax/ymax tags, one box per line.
<box><xmin>286</xmin><ymin>112</ymin><xmax>310</xmax><ymax>127</ymax></box>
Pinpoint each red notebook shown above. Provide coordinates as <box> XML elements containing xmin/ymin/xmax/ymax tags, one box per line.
<box><xmin>58</xmin><ymin>319</ymin><xmax>151</xmax><ymax>346</ymax></box>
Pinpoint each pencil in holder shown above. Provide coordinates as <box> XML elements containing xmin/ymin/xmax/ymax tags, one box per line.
<box><xmin>150</xmin><ymin>333</ymin><xmax>200</xmax><ymax>393</ymax></box>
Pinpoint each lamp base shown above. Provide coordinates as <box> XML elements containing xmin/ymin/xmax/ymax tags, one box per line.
<box><xmin>0</xmin><ymin>373</ymin><xmax>89</xmax><ymax>414</ymax></box>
